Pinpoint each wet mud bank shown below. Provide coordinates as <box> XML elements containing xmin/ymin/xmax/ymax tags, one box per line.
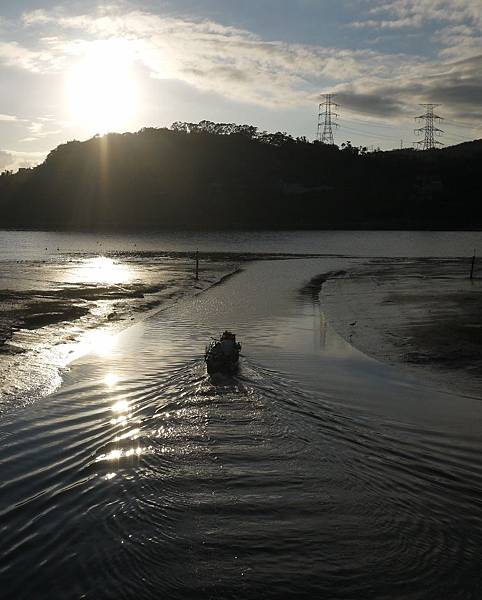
<box><xmin>0</xmin><ymin>253</ymin><xmax>241</xmax><ymax>405</ymax></box>
<box><xmin>321</xmin><ymin>257</ymin><xmax>482</xmax><ymax>395</ymax></box>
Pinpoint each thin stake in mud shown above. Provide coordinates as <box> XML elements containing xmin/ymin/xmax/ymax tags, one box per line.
<box><xmin>195</xmin><ymin>250</ymin><xmax>199</xmax><ymax>281</ymax></box>
<box><xmin>470</xmin><ymin>249</ymin><xmax>476</xmax><ymax>280</ymax></box>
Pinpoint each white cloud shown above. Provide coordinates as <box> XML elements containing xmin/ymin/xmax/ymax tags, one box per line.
<box><xmin>0</xmin><ymin>114</ymin><xmax>19</xmax><ymax>122</ymax></box>
<box><xmin>1</xmin><ymin>149</ymin><xmax>47</xmax><ymax>171</ymax></box>
<box><xmin>433</xmin><ymin>24</ymin><xmax>482</xmax><ymax>60</ymax></box>
<box><xmin>18</xmin><ymin>5</ymin><xmax>422</xmax><ymax>108</ymax></box>
<box><xmin>0</xmin><ymin>3</ymin><xmax>478</xmax><ymax>131</ymax></box>
<box><xmin>0</xmin><ymin>150</ymin><xmax>15</xmax><ymax>170</ymax></box>
<box><xmin>28</xmin><ymin>120</ymin><xmax>63</xmax><ymax>138</ymax></box>
<box><xmin>0</xmin><ymin>40</ymin><xmax>58</xmax><ymax>72</ymax></box>
<box><xmin>332</xmin><ymin>52</ymin><xmax>482</xmax><ymax>125</ymax></box>
<box><xmin>355</xmin><ymin>0</ymin><xmax>482</xmax><ymax>29</ymax></box>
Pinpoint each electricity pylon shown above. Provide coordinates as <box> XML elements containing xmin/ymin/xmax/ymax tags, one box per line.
<box><xmin>317</xmin><ymin>94</ymin><xmax>339</xmax><ymax>145</ymax></box>
<box><xmin>414</xmin><ymin>104</ymin><xmax>444</xmax><ymax>150</ymax></box>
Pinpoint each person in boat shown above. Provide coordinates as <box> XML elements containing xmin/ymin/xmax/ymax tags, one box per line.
<box><xmin>205</xmin><ymin>331</ymin><xmax>241</xmax><ymax>375</ymax></box>
<box><xmin>218</xmin><ymin>331</ymin><xmax>240</xmax><ymax>356</ymax></box>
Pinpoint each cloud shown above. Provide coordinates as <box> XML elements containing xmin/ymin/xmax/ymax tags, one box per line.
<box><xmin>333</xmin><ymin>53</ymin><xmax>482</xmax><ymax>125</ymax></box>
<box><xmin>0</xmin><ymin>114</ymin><xmax>19</xmax><ymax>122</ymax></box>
<box><xmin>333</xmin><ymin>91</ymin><xmax>407</xmax><ymax>118</ymax></box>
<box><xmin>0</xmin><ymin>40</ymin><xmax>58</xmax><ymax>72</ymax></box>
<box><xmin>419</xmin><ymin>54</ymin><xmax>482</xmax><ymax>119</ymax></box>
<box><xmin>20</xmin><ymin>117</ymin><xmax>65</xmax><ymax>141</ymax></box>
<box><xmin>0</xmin><ymin>149</ymin><xmax>47</xmax><ymax>171</ymax></box>
<box><xmin>0</xmin><ymin>150</ymin><xmax>15</xmax><ymax>171</ymax></box>
<box><xmin>352</xmin><ymin>0</ymin><xmax>482</xmax><ymax>30</ymax></box>
<box><xmin>2</xmin><ymin>3</ymin><xmax>478</xmax><ymax>130</ymax></box>
<box><xmin>18</xmin><ymin>5</ymin><xmax>423</xmax><ymax>108</ymax></box>
<box><xmin>433</xmin><ymin>25</ymin><xmax>482</xmax><ymax>60</ymax></box>
<box><xmin>350</xmin><ymin>16</ymin><xmax>423</xmax><ymax>29</ymax></box>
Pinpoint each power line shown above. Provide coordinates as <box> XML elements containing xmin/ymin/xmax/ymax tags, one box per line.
<box><xmin>317</xmin><ymin>94</ymin><xmax>339</xmax><ymax>145</ymax></box>
<box><xmin>444</xmin><ymin>132</ymin><xmax>472</xmax><ymax>143</ymax></box>
<box><xmin>312</xmin><ymin>99</ymin><xmax>476</xmax><ymax>148</ymax></box>
<box><xmin>444</xmin><ymin>119</ymin><xmax>479</xmax><ymax>130</ymax></box>
<box><xmin>344</xmin><ymin>116</ymin><xmax>396</xmax><ymax>129</ymax></box>
<box><xmin>340</xmin><ymin>124</ymin><xmax>402</xmax><ymax>141</ymax></box>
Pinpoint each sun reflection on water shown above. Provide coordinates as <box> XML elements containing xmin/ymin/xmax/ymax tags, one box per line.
<box><xmin>114</xmin><ymin>428</ymin><xmax>140</xmax><ymax>442</ymax></box>
<box><xmin>82</xmin><ymin>329</ymin><xmax>117</xmax><ymax>358</ymax></box>
<box><xmin>96</xmin><ymin>390</ymin><xmax>150</xmax><ymax>480</ymax></box>
<box><xmin>111</xmin><ymin>399</ymin><xmax>129</xmax><ymax>413</ymax></box>
<box><xmin>110</xmin><ymin>414</ymin><xmax>129</xmax><ymax>426</ymax></box>
<box><xmin>104</xmin><ymin>373</ymin><xmax>119</xmax><ymax>387</ymax></box>
<box><xmin>109</xmin><ymin>396</ymin><xmax>133</xmax><ymax>425</ymax></box>
<box><xmin>67</xmin><ymin>256</ymin><xmax>133</xmax><ymax>285</ymax></box>
<box><xmin>96</xmin><ymin>446</ymin><xmax>147</xmax><ymax>463</ymax></box>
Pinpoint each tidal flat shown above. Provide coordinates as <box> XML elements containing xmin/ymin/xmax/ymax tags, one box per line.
<box><xmin>1</xmin><ymin>230</ymin><xmax>481</xmax><ymax>599</ymax></box>
<box><xmin>0</xmin><ymin>251</ymin><xmax>239</xmax><ymax>407</ymax></box>
<box><xmin>322</xmin><ymin>257</ymin><xmax>482</xmax><ymax>396</ymax></box>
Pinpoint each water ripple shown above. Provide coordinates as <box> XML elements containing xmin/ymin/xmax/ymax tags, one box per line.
<box><xmin>2</xmin><ymin>257</ymin><xmax>482</xmax><ymax>599</ymax></box>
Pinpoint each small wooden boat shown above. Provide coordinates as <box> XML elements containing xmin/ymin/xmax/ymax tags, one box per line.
<box><xmin>205</xmin><ymin>331</ymin><xmax>241</xmax><ymax>375</ymax></box>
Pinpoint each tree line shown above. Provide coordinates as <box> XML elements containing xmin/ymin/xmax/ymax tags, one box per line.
<box><xmin>0</xmin><ymin>121</ymin><xmax>480</xmax><ymax>230</ymax></box>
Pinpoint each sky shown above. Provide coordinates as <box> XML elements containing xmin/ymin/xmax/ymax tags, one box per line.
<box><xmin>0</xmin><ymin>0</ymin><xmax>481</xmax><ymax>170</ymax></box>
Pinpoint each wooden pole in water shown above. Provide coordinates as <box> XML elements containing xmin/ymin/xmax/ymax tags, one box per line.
<box><xmin>195</xmin><ymin>250</ymin><xmax>199</xmax><ymax>281</ymax></box>
<box><xmin>470</xmin><ymin>249</ymin><xmax>476</xmax><ymax>280</ymax></box>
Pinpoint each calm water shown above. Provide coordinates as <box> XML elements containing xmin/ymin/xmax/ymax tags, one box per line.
<box><xmin>1</xmin><ymin>229</ymin><xmax>481</xmax><ymax>259</ymax></box>
<box><xmin>1</xmin><ymin>251</ymin><xmax>482</xmax><ymax>599</ymax></box>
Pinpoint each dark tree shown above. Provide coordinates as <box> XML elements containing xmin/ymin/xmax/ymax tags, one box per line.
<box><xmin>0</xmin><ymin>122</ymin><xmax>480</xmax><ymax>231</ymax></box>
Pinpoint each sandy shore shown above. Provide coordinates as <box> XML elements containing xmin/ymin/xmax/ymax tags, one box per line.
<box><xmin>321</xmin><ymin>257</ymin><xmax>482</xmax><ymax>396</ymax></box>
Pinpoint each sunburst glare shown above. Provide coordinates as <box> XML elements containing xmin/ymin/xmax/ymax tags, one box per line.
<box><xmin>111</xmin><ymin>399</ymin><xmax>129</xmax><ymax>413</ymax></box>
<box><xmin>103</xmin><ymin>373</ymin><xmax>119</xmax><ymax>387</ymax></box>
<box><xmin>66</xmin><ymin>39</ymin><xmax>139</xmax><ymax>134</ymax></box>
<box><xmin>80</xmin><ymin>329</ymin><xmax>117</xmax><ymax>358</ymax></box>
<box><xmin>68</xmin><ymin>256</ymin><xmax>133</xmax><ymax>285</ymax></box>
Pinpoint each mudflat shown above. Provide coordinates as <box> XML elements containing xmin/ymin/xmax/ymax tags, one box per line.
<box><xmin>322</xmin><ymin>257</ymin><xmax>482</xmax><ymax>395</ymax></box>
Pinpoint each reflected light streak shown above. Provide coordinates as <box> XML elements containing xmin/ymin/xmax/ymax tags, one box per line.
<box><xmin>110</xmin><ymin>415</ymin><xmax>128</xmax><ymax>425</ymax></box>
<box><xmin>103</xmin><ymin>449</ymin><xmax>122</xmax><ymax>461</ymax></box>
<box><xmin>111</xmin><ymin>399</ymin><xmax>129</xmax><ymax>413</ymax></box>
<box><xmin>96</xmin><ymin>446</ymin><xmax>146</xmax><ymax>462</ymax></box>
<box><xmin>104</xmin><ymin>373</ymin><xmax>119</xmax><ymax>387</ymax></box>
<box><xmin>114</xmin><ymin>428</ymin><xmax>140</xmax><ymax>442</ymax></box>
<box><xmin>83</xmin><ymin>329</ymin><xmax>117</xmax><ymax>358</ymax></box>
<box><xmin>58</xmin><ymin>327</ymin><xmax>119</xmax><ymax>365</ymax></box>
<box><xmin>67</xmin><ymin>256</ymin><xmax>133</xmax><ymax>285</ymax></box>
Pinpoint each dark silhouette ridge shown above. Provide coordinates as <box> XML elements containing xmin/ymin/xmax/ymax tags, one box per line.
<box><xmin>1</xmin><ymin>121</ymin><xmax>481</xmax><ymax>231</ymax></box>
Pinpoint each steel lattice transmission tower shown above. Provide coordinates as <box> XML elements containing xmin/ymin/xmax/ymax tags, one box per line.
<box><xmin>414</xmin><ymin>104</ymin><xmax>444</xmax><ymax>150</ymax></box>
<box><xmin>317</xmin><ymin>94</ymin><xmax>339</xmax><ymax>144</ymax></box>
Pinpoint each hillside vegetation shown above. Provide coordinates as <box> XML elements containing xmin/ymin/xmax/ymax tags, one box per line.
<box><xmin>1</xmin><ymin>122</ymin><xmax>481</xmax><ymax>230</ymax></box>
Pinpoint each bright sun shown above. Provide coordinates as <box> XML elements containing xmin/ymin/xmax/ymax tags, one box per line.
<box><xmin>66</xmin><ymin>40</ymin><xmax>139</xmax><ymax>134</ymax></box>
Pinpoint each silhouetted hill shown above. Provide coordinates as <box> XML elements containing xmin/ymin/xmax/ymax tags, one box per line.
<box><xmin>1</xmin><ymin>122</ymin><xmax>481</xmax><ymax>230</ymax></box>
